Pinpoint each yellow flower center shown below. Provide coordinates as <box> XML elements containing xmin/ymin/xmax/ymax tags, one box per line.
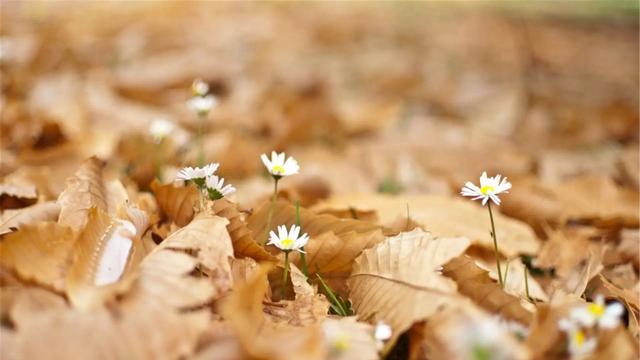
<box><xmin>480</xmin><ymin>185</ymin><xmax>495</xmax><ymax>195</ymax></box>
<box><xmin>333</xmin><ymin>335</ymin><xmax>350</xmax><ymax>352</ymax></box>
<box><xmin>573</xmin><ymin>330</ymin><xmax>585</xmax><ymax>346</ymax></box>
<box><xmin>588</xmin><ymin>303</ymin><xmax>605</xmax><ymax>318</ymax></box>
<box><xmin>281</xmin><ymin>238</ymin><xmax>294</xmax><ymax>248</ymax></box>
<box><xmin>272</xmin><ymin>165</ymin><xmax>285</xmax><ymax>175</ymax></box>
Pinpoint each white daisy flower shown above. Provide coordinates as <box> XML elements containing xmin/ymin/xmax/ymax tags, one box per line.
<box><xmin>267</xmin><ymin>224</ymin><xmax>309</xmax><ymax>253</ymax></box>
<box><xmin>322</xmin><ymin>320</ymin><xmax>351</xmax><ymax>354</ymax></box>
<box><xmin>559</xmin><ymin>319</ymin><xmax>598</xmax><ymax>358</ymax></box>
<box><xmin>188</xmin><ymin>94</ymin><xmax>217</xmax><ymax>116</ymax></box>
<box><xmin>260</xmin><ymin>151</ymin><xmax>299</xmax><ymax>178</ymax></box>
<box><xmin>149</xmin><ymin>118</ymin><xmax>175</xmax><ymax>143</ymax></box>
<box><xmin>460</xmin><ymin>171</ymin><xmax>512</xmax><ymax>206</ymax></box>
<box><xmin>191</xmin><ymin>78</ymin><xmax>209</xmax><ymax>97</ymax></box>
<box><xmin>569</xmin><ymin>295</ymin><xmax>624</xmax><ymax>330</ymax></box>
<box><xmin>205</xmin><ymin>175</ymin><xmax>235</xmax><ymax>200</ymax></box>
<box><xmin>374</xmin><ymin>321</ymin><xmax>392</xmax><ymax>350</ymax></box>
<box><xmin>455</xmin><ymin>318</ymin><xmax>512</xmax><ymax>360</ymax></box>
<box><xmin>176</xmin><ymin>163</ymin><xmax>219</xmax><ymax>185</ymax></box>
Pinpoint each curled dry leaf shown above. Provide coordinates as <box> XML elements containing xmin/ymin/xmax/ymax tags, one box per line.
<box><xmin>65</xmin><ymin>208</ymin><xmax>144</xmax><ymax>309</ymax></box>
<box><xmin>0</xmin><ymin>222</ymin><xmax>77</xmax><ymax>292</ymax></box>
<box><xmin>0</xmin><ymin>183</ymin><xmax>38</xmax><ymax>210</ymax></box>
<box><xmin>0</xmin><ymin>201</ymin><xmax>60</xmax><ymax>235</ymax></box>
<box><xmin>150</xmin><ymin>179</ymin><xmax>198</xmax><ymax>227</ymax></box>
<box><xmin>209</xmin><ymin>198</ymin><xmax>276</xmax><ymax>262</ymax></box>
<box><xmin>221</xmin><ymin>263</ymin><xmax>326</xmax><ymax>360</ymax></box>
<box><xmin>247</xmin><ymin>200</ymin><xmax>385</xmax><ymax>291</ymax></box>
<box><xmin>315</xmin><ymin>194</ymin><xmax>540</xmax><ymax>257</ymax></box>
<box><xmin>443</xmin><ymin>256</ymin><xmax>533</xmax><ymax>324</ymax></box>
<box><xmin>57</xmin><ymin>156</ymin><xmax>129</xmax><ymax>229</ymax></box>
<box><xmin>348</xmin><ymin>229</ymin><xmax>471</xmax><ymax>349</ymax></box>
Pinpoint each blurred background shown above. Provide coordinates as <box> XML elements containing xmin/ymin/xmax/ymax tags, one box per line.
<box><xmin>1</xmin><ymin>1</ymin><xmax>638</xmax><ymax>208</ymax></box>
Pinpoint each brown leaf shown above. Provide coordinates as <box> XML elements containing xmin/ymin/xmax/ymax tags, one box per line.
<box><xmin>348</xmin><ymin>229</ymin><xmax>470</xmax><ymax>349</ymax></box>
<box><xmin>0</xmin><ymin>201</ymin><xmax>60</xmax><ymax>235</ymax></box>
<box><xmin>57</xmin><ymin>156</ymin><xmax>128</xmax><ymax>229</ymax></box>
<box><xmin>443</xmin><ymin>256</ymin><xmax>533</xmax><ymax>324</ymax></box>
<box><xmin>247</xmin><ymin>200</ymin><xmax>385</xmax><ymax>286</ymax></box>
<box><xmin>150</xmin><ymin>179</ymin><xmax>198</xmax><ymax>227</ymax></box>
<box><xmin>0</xmin><ymin>222</ymin><xmax>77</xmax><ymax>292</ymax></box>
<box><xmin>209</xmin><ymin>199</ymin><xmax>276</xmax><ymax>262</ymax></box>
<box><xmin>315</xmin><ymin>194</ymin><xmax>540</xmax><ymax>257</ymax></box>
<box><xmin>221</xmin><ymin>263</ymin><xmax>326</xmax><ymax>360</ymax></box>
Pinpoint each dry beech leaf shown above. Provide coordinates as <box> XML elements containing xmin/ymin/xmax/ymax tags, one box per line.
<box><xmin>552</xmin><ymin>175</ymin><xmax>639</xmax><ymax>227</ymax></box>
<box><xmin>209</xmin><ymin>199</ymin><xmax>277</xmax><ymax>262</ymax></box>
<box><xmin>483</xmin><ymin>258</ymin><xmax>549</xmax><ymax>303</ymax></box>
<box><xmin>499</xmin><ymin>177</ymin><xmax>565</xmax><ymax>234</ymax></box>
<box><xmin>57</xmin><ymin>156</ymin><xmax>129</xmax><ymax>229</ymax></box>
<box><xmin>0</xmin><ymin>201</ymin><xmax>60</xmax><ymax>235</ymax></box>
<box><xmin>443</xmin><ymin>255</ymin><xmax>533</xmax><ymax>324</ymax></box>
<box><xmin>264</xmin><ymin>264</ymin><xmax>330</xmax><ymax>327</ymax></box>
<box><xmin>321</xmin><ymin>317</ymin><xmax>378</xmax><ymax>360</ymax></box>
<box><xmin>0</xmin><ymin>222</ymin><xmax>77</xmax><ymax>292</ymax></box>
<box><xmin>0</xmin><ymin>183</ymin><xmax>38</xmax><ymax>210</ymax></box>
<box><xmin>247</xmin><ymin>200</ymin><xmax>385</xmax><ymax>289</ymax></box>
<box><xmin>221</xmin><ymin>263</ymin><xmax>326</xmax><ymax>360</ymax></box>
<box><xmin>1</xmin><ymin>287</ymin><xmax>67</xmax><ymax>326</ymax></box>
<box><xmin>315</xmin><ymin>194</ymin><xmax>540</xmax><ymax>257</ymax></box>
<box><xmin>65</xmin><ymin>208</ymin><xmax>145</xmax><ymax>309</ymax></box>
<box><xmin>150</xmin><ymin>179</ymin><xmax>198</xmax><ymax>227</ymax></box>
<box><xmin>8</xmin><ymin>297</ymin><xmax>209</xmax><ymax>360</ymax></box>
<box><xmin>131</xmin><ymin>213</ymin><xmax>234</xmax><ymax>308</ymax></box>
<box><xmin>348</xmin><ymin>229</ymin><xmax>471</xmax><ymax>349</ymax></box>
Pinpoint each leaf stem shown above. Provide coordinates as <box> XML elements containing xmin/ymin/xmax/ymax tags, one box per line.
<box><xmin>487</xmin><ymin>202</ymin><xmax>504</xmax><ymax>288</ymax></box>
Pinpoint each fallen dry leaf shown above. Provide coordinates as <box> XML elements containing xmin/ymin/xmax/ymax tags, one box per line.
<box><xmin>150</xmin><ymin>179</ymin><xmax>199</xmax><ymax>227</ymax></box>
<box><xmin>348</xmin><ymin>229</ymin><xmax>470</xmax><ymax>349</ymax></box>
<box><xmin>0</xmin><ymin>201</ymin><xmax>60</xmax><ymax>235</ymax></box>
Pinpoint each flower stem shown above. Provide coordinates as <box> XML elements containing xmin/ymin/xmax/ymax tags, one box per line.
<box><xmin>197</xmin><ymin>113</ymin><xmax>204</xmax><ymax>167</ymax></box>
<box><xmin>524</xmin><ymin>267</ymin><xmax>532</xmax><ymax>302</ymax></box>
<box><xmin>198</xmin><ymin>185</ymin><xmax>205</xmax><ymax>212</ymax></box>
<box><xmin>154</xmin><ymin>142</ymin><xmax>163</xmax><ymax>181</ymax></box>
<box><xmin>487</xmin><ymin>202</ymin><xmax>504</xmax><ymax>288</ymax></box>
<box><xmin>262</xmin><ymin>177</ymin><xmax>279</xmax><ymax>245</ymax></box>
<box><xmin>295</xmin><ymin>200</ymin><xmax>310</xmax><ymax>278</ymax></box>
<box><xmin>281</xmin><ymin>251</ymin><xmax>290</xmax><ymax>300</ymax></box>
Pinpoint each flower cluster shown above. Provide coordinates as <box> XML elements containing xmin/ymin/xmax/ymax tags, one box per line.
<box><xmin>188</xmin><ymin>78</ymin><xmax>217</xmax><ymax>116</ymax></box>
<box><xmin>558</xmin><ymin>295</ymin><xmax>624</xmax><ymax>358</ymax></box>
<box><xmin>176</xmin><ymin>163</ymin><xmax>235</xmax><ymax>200</ymax></box>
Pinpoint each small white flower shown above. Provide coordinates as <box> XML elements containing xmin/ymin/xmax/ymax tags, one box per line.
<box><xmin>260</xmin><ymin>151</ymin><xmax>299</xmax><ymax>178</ymax></box>
<box><xmin>205</xmin><ymin>175</ymin><xmax>235</xmax><ymax>200</ymax></box>
<box><xmin>176</xmin><ymin>163</ymin><xmax>219</xmax><ymax>183</ymax></box>
<box><xmin>149</xmin><ymin>118</ymin><xmax>175</xmax><ymax>143</ymax></box>
<box><xmin>322</xmin><ymin>320</ymin><xmax>351</xmax><ymax>354</ymax></box>
<box><xmin>461</xmin><ymin>171</ymin><xmax>512</xmax><ymax>206</ymax></box>
<box><xmin>267</xmin><ymin>224</ymin><xmax>309</xmax><ymax>253</ymax></box>
<box><xmin>191</xmin><ymin>78</ymin><xmax>209</xmax><ymax>97</ymax></box>
<box><xmin>455</xmin><ymin>318</ymin><xmax>511</xmax><ymax>360</ymax></box>
<box><xmin>559</xmin><ymin>319</ymin><xmax>598</xmax><ymax>358</ymax></box>
<box><xmin>569</xmin><ymin>295</ymin><xmax>624</xmax><ymax>330</ymax></box>
<box><xmin>188</xmin><ymin>94</ymin><xmax>217</xmax><ymax>116</ymax></box>
<box><xmin>374</xmin><ymin>321</ymin><xmax>392</xmax><ymax>350</ymax></box>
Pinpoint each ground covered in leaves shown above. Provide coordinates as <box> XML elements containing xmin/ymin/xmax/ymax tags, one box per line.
<box><xmin>0</xmin><ymin>2</ymin><xmax>639</xmax><ymax>360</ymax></box>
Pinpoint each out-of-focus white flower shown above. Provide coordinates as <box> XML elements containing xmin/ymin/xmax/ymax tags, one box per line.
<box><xmin>569</xmin><ymin>295</ymin><xmax>624</xmax><ymax>330</ymax></box>
<box><xmin>461</xmin><ymin>171</ymin><xmax>512</xmax><ymax>206</ymax></box>
<box><xmin>260</xmin><ymin>151</ymin><xmax>299</xmax><ymax>178</ymax></box>
<box><xmin>559</xmin><ymin>319</ymin><xmax>598</xmax><ymax>359</ymax></box>
<box><xmin>267</xmin><ymin>224</ymin><xmax>309</xmax><ymax>253</ymax></box>
<box><xmin>205</xmin><ymin>175</ymin><xmax>235</xmax><ymax>200</ymax></box>
<box><xmin>149</xmin><ymin>118</ymin><xmax>175</xmax><ymax>143</ymax></box>
<box><xmin>176</xmin><ymin>163</ymin><xmax>219</xmax><ymax>184</ymax></box>
<box><xmin>191</xmin><ymin>78</ymin><xmax>209</xmax><ymax>97</ymax></box>
<box><xmin>188</xmin><ymin>94</ymin><xmax>217</xmax><ymax>116</ymax></box>
<box><xmin>322</xmin><ymin>320</ymin><xmax>351</xmax><ymax>354</ymax></box>
<box><xmin>455</xmin><ymin>318</ymin><xmax>511</xmax><ymax>360</ymax></box>
<box><xmin>374</xmin><ymin>321</ymin><xmax>392</xmax><ymax>350</ymax></box>
<box><xmin>494</xmin><ymin>316</ymin><xmax>529</xmax><ymax>340</ymax></box>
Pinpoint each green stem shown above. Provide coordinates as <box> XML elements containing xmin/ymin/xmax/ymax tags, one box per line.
<box><xmin>154</xmin><ymin>142</ymin><xmax>163</xmax><ymax>181</ymax></box>
<box><xmin>197</xmin><ymin>113</ymin><xmax>204</xmax><ymax>167</ymax></box>
<box><xmin>524</xmin><ymin>267</ymin><xmax>532</xmax><ymax>302</ymax></box>
<box><xmin>487</xmin><ymin>202</ymin><xmax>504</xmax><ymax>288</ymax></box>
<box><xmin>262</xmin><ymin>178</ymin><xmax>279</xmax><ymax>245</ymax></box>
<box><xmin>281</xmin><ymin>251</ymin><xmax>290</xmax><ymax>300</ymax></box>
<box><xmin>317</xmin><ymin>273</ymin><xmax>347</xmax><ymax>316</ymax></box>
<box><xmin>198</xmin><ymin>185</ymin><xmax>205</xmax><ymax>212</ymax></box>
<box><xmin>295</xmin><ymin>200</ymin><xmax>310</xmax><ymax>278</ymax></box>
